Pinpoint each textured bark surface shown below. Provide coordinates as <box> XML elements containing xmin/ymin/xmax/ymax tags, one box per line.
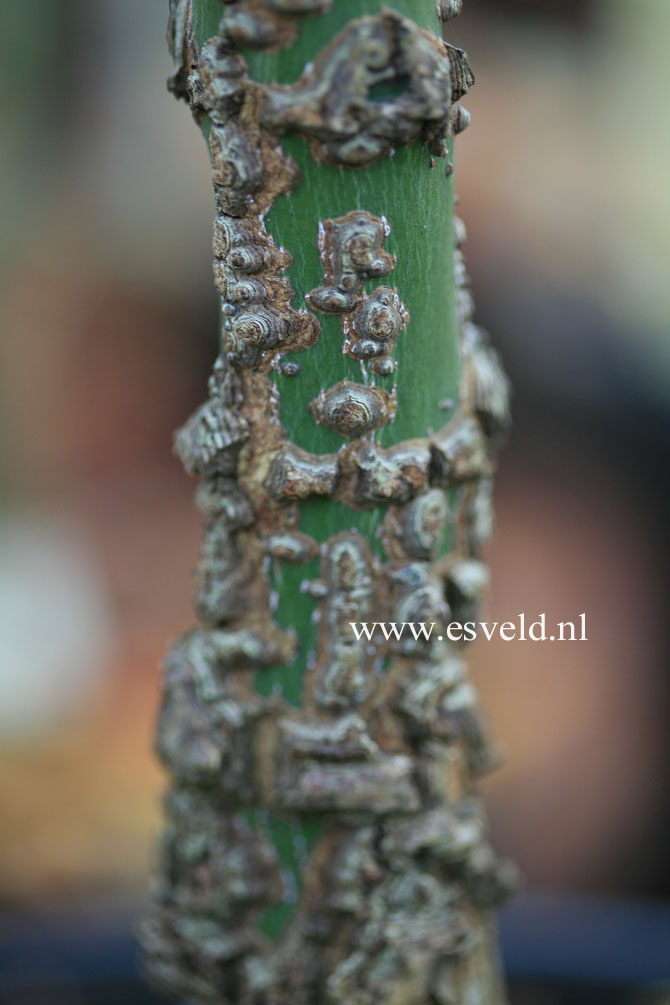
<box><xmin>140</xmin><ymin>1</ymin><xmax>515</xmax><ymax>1001</ymax></box>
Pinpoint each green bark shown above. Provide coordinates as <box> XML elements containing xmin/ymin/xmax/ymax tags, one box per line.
<box><xmin>141</xmin><ymin>2</ymin><xmax>511</xmax><ymax>1001</ymax></box>
<box><xmin>196</xmin><ymin>0</ymin><xmax>459</xmax><ymax>943</ymax></box>
<box><xmin>194</xmin><ymin>0</ymin><xmax>458</xmax><ymax>708</ymax></box>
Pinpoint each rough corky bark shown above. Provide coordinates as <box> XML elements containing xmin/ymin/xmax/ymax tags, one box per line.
<box><xmin>139</xmin><ymin>1</ymin><xmax>516</xmax><ymax>1001</ymax></box>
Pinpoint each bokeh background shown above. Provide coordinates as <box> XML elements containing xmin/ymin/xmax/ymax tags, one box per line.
<box><xmin>1</xmin><ymin>1</ymin><xmax>668</xmax><ymax>1002</ymax></box>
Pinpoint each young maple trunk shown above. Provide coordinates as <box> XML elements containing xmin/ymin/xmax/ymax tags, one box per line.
<box><xmin>140</xmin><ymin>1</ymin><xmax>514</xmax><ymax>1001</ymax></box>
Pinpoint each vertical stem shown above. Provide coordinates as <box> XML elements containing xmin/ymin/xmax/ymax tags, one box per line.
<box><xmin>141</xmin><ymin>2</ymin><xmax>513</xmax><ymax>1001</ymax></box>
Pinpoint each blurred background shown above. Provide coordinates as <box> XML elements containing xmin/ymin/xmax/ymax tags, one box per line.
<box><xmin>0</xmin><ymin>0</ymin><xmax>668</xmax><ymax>1002</ymax></box>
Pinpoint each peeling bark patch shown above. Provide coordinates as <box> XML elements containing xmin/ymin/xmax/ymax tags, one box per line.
<box><xmin>308</xmin><ymin>381</ymin><xmax>396</xmax><ymax>439</ymax></box>
<box><xmin>141</xmin><ymin>3</ymin><xmax>514</xmax><ymax>1002</ymax></box>
<box><xmin>258</xmin><ymin>10</ymin><xmax>459</xmax><ymax>164</ymax></box>
<box><xmin>267</xmin><ymin>441</ymin><xmax>340</xmax><ymax>500</ymax></box>
<box><xmin>306</xmin><ymin>211</ymin><xmax>410</xmax><ymax>380</ymax></box>
<box><xmin>308</xmin><ymin>531</ymin><xmax>377</xmax><ymax>710</ymax></box>
<box><xmin>381</xmin><ymin>488</ymin><xmax>448</xmax><ymax>563</ymax></box>
<box><xmin>307</xmin><ymin>211</ymin><xmax>396</xmax><ymax>313</ymax></box>
<box><xmin>167</xmin><ymin>0</ymin><xmax>197</xmax><ymax>99</ymax></box>
<box><xmin>437</xmin><ymin>0</ymin><xmax>464</xmax><ymax>22</ymax></box>
<box><xmin>223</xmin><ymin>0</ymin><xmax>334</xmax><ymax>52</ymax></box>
<box><xmin>445</xmin><ymin>43</ymin><xmax>476</xmax><ymax>102</ymax></box>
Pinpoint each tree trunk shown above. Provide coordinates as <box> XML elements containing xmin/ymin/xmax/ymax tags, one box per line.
<box><xmin>140</xmin><ymin>1</ymin><xmax>514</xmax><ymax>1001</ymax></box>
